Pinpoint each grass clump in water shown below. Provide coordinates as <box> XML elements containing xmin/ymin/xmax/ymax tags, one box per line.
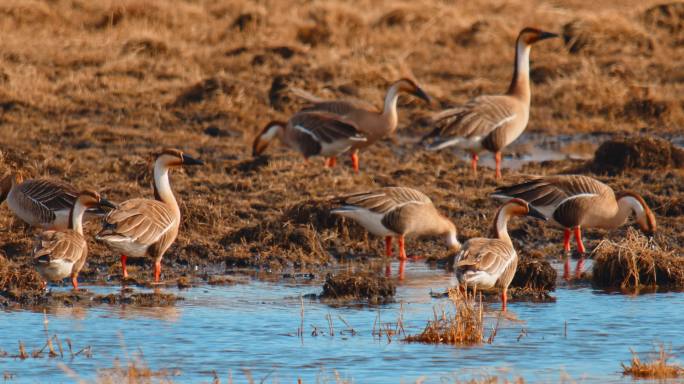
<box><xmin>592</xmin><ymin>228</ymin><xmax>684</xmax><ymax>290</ymax></box>
<box><xmin>404</xmin><ymin>289</ymin><xmax>484</xmax><ymax>345</ymax></box>
<box><xmin>622</xmin><ymin>345</ymin><xmax>684</xmax><ymax>379</ymax></box>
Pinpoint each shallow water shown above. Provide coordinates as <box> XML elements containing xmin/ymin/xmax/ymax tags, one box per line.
<box><xmin>1</xmin><ymin>263</ymin><xmax>683</xmax><ymax>383</ymax></box>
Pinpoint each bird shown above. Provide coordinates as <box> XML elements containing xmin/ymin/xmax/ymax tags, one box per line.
<box><xmin>454</xmin><ymin>198</ymin><xmax>546</xmax><ymax>311</ymax></box>
<box><xmin>33</xmin><ymin>190</ymin><xmax>116</xmax><ymax>290</ymax></box>
<box><xmin>422</xmin><ymin>27</ymin><xmax>558</xmax><ymax>179</ymax></box>
<box><xmin>252</xmin><ymin>111</ymin><xmax>367</xmax><ymax>163</ymax></box>
<box><xmin>491</xmin><ymin>175</ymin><xmax>657</xmax><ymax>278</ymax></box>
<box><xmin>95</xmin><ymin>148</ymin><xmax>204</xmax><ymax>283</ymax></box>
<box><xmin>290</xmin><ymin>78</ymin><xmax>431</xmax><ymax>172</ymax></box>
<box><xmin>331</xmin><ymin>187</ymin><xmax>460</xmax><ymax>279</ymax></box>
<box><xmin>0</xmin><ymin>172</ymin><xmax>107</xmax><ymax>230</ymax></box>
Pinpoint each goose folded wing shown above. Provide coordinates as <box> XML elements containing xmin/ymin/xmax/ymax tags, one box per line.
<box><xmin>100</xmin><ymin>199</ymin><xmax>177</xmax><ymax>245</ymax></box>
<box><xmin>299</xmin><ymin>98</ymin><xmax>379</xmax><ymax>116</ymax></box>
<box><xmin>33</xmin><ymin>230</ymin><xmax>86</xmax><ymax>263</ymax></box>
<box><xmin>456</xmin><ymin>239</ymin><xmax>513</xmax><ymax>276</ymax></box>
<box><xmin>340</xmin><ymin>187</ymin><xmax>431</xmax><ymax>215</ymax></box>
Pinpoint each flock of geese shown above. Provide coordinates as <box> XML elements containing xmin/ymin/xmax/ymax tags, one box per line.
<box><xmin>1</xmin><ymin>28</ymin><xmax>657</xmax><ymax>311</ymax></box>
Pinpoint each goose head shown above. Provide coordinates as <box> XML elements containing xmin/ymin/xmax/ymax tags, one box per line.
<box><xmin>517</xmin><ymin>27</ymin><xmax>558</xmax><ymax>46</ymax></box>
<box><xmin>0</xmin><ymin>172</ymin><xmax>22</xmax><ymax>203</ymax></box>
<box><xmin>156</xmin><ymin>148</ymin><xmax>204</xmax><ymax>168</ymax></box>
<box><xmin>616</xmin><ymin>191</ymin><xmax>657</xmax><ymax>235</ymax></box>
<box><xmin>252</xmin><ymin>121</ymin><xmax>286</xmax><ymax>157</ymax></box>
<box><xmin>76</xmin><ymin>189</ymin><xmax>116</xmax><ymax>210</ymax></box>
<box><xmin>394</xmin><ymin>78</ymin><xmax>431</xmax><ymax>104</ymax></box>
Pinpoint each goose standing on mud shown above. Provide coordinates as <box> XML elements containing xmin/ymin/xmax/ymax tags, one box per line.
<box><xmin>492</xmin><ymin>175</ymin><xmax>657</xmax><ymax>278</ymax></box>
<box><xmin>455</xmin><ymin>199</ymin><xmax>546</xmax><ymax>311</ymax></box>
<box><xmin>422</xmin><ymin>28</ymin><xmax>558</xmax><ymax>179</ymax></box>
<box><xmin>96</xmin><ymin>149</ymin><xmax>204</xmax><ymax>283</ymax></box>
<box><xmin>290</xmin><ymin>78</ymin><xmax>431</xmax><ymax>172</ymax></box>
<box><xmin>0</xmin><ymin>173</ymin><xmax>106</xmax><ymax>230</ymax></box>
<box><xmin>252</xmin><ymin>112</ymin><xmax>367</xmax><ymax>163</ymax></box>
<box><xmin>34</xmin><ymin>190</ymin><xmax>116</xmax><ymax>290</ymax></box>
<box><xmin>331</xmin><ymin>187</ymin><xmax>460</xmax><ymax>279</ymax></box>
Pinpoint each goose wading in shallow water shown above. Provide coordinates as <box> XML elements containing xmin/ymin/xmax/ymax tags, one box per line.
<box><xmin>96</xmin><ymin>149</ymin><xmax>204</xmax><ymax>283</ymax></box>
<box><xmin>331</xmin><ymin>187</ymin><xmax>460</xmax><ymax>279</ymax></box>
<box><xmin>252</xmin><ymin>112</ymin><xmax>367</xmax><ymax>164</ymax></box>
<box><xmin>0</xmin><ymin>173</ymin><xmax>107</xmax><ymax>230</ymax></box>
<box><xmin>492</xmin><ymin>175</ymin><xmax>657</xmax><ymax>279</ymax></box>
<box><xmin>290</xmin><ymin>78</ymin><xmax>431</xmax><ymax>173</ymax></box>
<box><xmin>454</xmin><ymin>198</ymin><xmax>546</xmax><ymax>311</ymax></box>
<box><xmin>34</xmin><ymin>190</ymin><xmax>116</xmax><ymax>290</ymax></box>
<box><xmin>422</xmin><ymin>27</ymin><xmax>558</xmax><ymax>179</ymax></box>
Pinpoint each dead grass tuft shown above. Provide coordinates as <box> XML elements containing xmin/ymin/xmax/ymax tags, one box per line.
<box><xmin>592</xmin><ymin>228</ymin><xmax>684</xmax><ymax>290</ymax></box>
<box><xmin>405</xmin><ymin>289</ymin><xmax>484</xmax><ymax>345</ymax></box>
<box><xmin>622</xmin><ymin>344</ymin><xmax>684</xmax><ymax>379</ymax></box>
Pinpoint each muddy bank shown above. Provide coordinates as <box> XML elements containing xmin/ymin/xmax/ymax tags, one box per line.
<box><xmin>320</xmin><ymin>271</ymin><xmax>395</xmax><ymax>304</ymax></box>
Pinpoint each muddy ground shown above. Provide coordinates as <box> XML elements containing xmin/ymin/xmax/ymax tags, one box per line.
<box><xmin>0</xmin><ymin>0</ymin><xmax>682</xmax><ymax>306</ymax></box>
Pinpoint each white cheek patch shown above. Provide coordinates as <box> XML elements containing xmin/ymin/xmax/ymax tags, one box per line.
<box><xmin>261</xmin><ymin>125</ymin><xmax>282</xmax><ymax>141</ymax></box>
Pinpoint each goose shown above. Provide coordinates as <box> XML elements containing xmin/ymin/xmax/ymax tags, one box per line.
<box><xmin>331</xmin><ymin>187</ymin><xmax>460</xmax><ymax>265</ymax></box>
<box><xmin>491</xmin><ymin>175</ymin><xmax>657</xmax><ymax>278</ymax></box>
<box><xmin>0</xmin><ymin>173</ymin><xmax>106</xmax><ymax>230</ymax></box>
<box><xmin>34</xmin><ymin>190</ymin><xmax>115</xmax><ymax>290</ymax></box>
<box><xmin>290</xmin><ymin>78</ymin><xmax>431</xmax><ymax>172</ymax></box>
<box><xmin>96</xmin><ymin>149</ymin><xmax>204</xmax><ymax>283</ymax></box>
<box><xmin>455</xmin><ymin>198</ymin><xmax>546</xmax><ymax>311</ymax></box>
<box><xmin>422</xmin><ymin>27</ymin><xmax>558</xmax><ymax>179</ymax></box>
<box><xmin>252</xmin><ymin>112</ymin><xmax>367</xmax><ymax>164</ymax></box>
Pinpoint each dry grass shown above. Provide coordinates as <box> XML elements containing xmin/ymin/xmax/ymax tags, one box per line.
<box><xmin>405</xmin><ymin>289</ymin><xmax>485</xmax><ymax>345</ymax></box>
<box><xmin>0</xmin><ymin>0</ymin><xmax>681</xmax><ymax>293</ymax></box>
<box><xmin>622</xmin><ymin>345</ymin><xmax>684</xmax><ymax>379</ymax></box>
<box><xmin>592</xmin><ymin>228</ymin><xmax>684</xmax><ymax>290</ymax></box>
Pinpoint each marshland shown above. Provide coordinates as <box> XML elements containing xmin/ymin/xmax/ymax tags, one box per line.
<box><xmin>0</xmin><ymin>0</ymin><xmax>683</xmax><ymax>382</ymax></box>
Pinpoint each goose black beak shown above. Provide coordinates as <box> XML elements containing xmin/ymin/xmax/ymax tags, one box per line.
<box><xmin>539</xmin><ymin>31</ymin><xmax>559</xmax><ymax>41</ymax></box>
<box><xmin>527</xmin><ymin>206</ymin><xmax>547</xmax><ymax>220</ymax></box>
<box><xmin>182</xmin><ymin>154</ymin><xmax>205</xmax><ymax>166</ymax></box>
<box><xmin>99</xmin><ymin>198</ymin><xmax>117</xmax><ymax>210</ymax></box>
<box><xmin>414</xmin><ymin>87</ymin><xmax>432</xmax><ymax>104</ymax></box>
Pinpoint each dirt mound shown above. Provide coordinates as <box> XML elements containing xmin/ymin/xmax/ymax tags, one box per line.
<box><xmin>320</xmin><ymin>271</ymin><xmax>395</xmax><ymax>303</ymax></box>
<box><xmin>644</xmin><ymin>3</ymin><xmax>684</xmax><ymax>44</ymax></box>
<box><xmin>591</xmin><ymin>136</ymin><xmax>684</xmax><ymax>173</ymax></box>
<box><xmin>93</xmin><ymin>290</ymin><xmax>182</xmax><ymax>306</ymax></box>
<box><xmin>121</xmin><ymin>38</ymin><xmax>170</xmax><ymax>57</ymax></box>
<box><xmin>0</xmin><ymin>256</ymin><xmax>44</xmax><ymax>306</ymax></box>
<box><xmin>511</xmin><ymin>255</ymin><xmax>557</xmax><ymax>291</ymax></box>
<box><xmin>562</xmin><ymin>18</ymin><xmax>654</xmax><ymax>55</ymax></box>
<box><xmin>592</xmin><ymin>229</ymin><xmax>684</xmax><ymax>290</ymax></box>
<box><xmin>171</xmin><ymin>76</ymin><xmax>235</xmax><ymax>107</ymax></box>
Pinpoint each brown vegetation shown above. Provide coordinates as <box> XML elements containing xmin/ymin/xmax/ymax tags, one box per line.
<box><xmin>0</xmin><ymin>0</ymin><xmax>681</xmax><ymax>303</ymax></box>
<box><xmin>320</xmin><ymin>271</ymin><xmax>395</xmax><ymax>303</ymax></box>
<box><xmin>622</xmin><ymin>345</ymin><xmax>684</xmax><ymax>379</ymax></box>
<box><xmin>591</xmin><ymin>136</ymin><xmax>684</xmax><ymax>174</ymax></box>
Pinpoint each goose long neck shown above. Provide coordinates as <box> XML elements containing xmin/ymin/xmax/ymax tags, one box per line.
<box><xmin>382</xmin><ymin>83</ymin><xmax>400</xmax><ymax>131</ymax></box>
<box><xmin>506</xmin><ymin>39</ymin><xmax>531</xmax><ymax>104</ymax></box>
<box><xmin>153</xmin><ymin>160</ymin><xmax>180</xmax><ymax>217</ymax></box>
<box><xmin>610</xmin><ymin>196</ymin><xmax>642</xmax><ymax>229</ymax></box>
<box><xmin>0</xmin><ymin>174</ymin><xmax>14</xmax><ymax>204</ymax></box>
<box><xmin>490</xmin><ymin>206</ymin><xmax>513</xmax><ymax>245</ymax></box>
<box><xmin>68</xmin><ymin>200</ymin><xmax>87</xmax><ymax>234</ymax></box>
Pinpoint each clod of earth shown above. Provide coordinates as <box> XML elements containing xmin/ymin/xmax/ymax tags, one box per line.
<box><xmin>320</xmin><ymin>271</ymin><xmax>395</xmax><ymax>303</ymax></box>
<box><xmin>590</xmin><ymin>135</ymin><xmax>684</xmax><ymax>174</ymax></box>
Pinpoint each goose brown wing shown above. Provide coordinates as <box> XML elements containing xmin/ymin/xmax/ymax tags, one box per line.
<box><xmin>299</xmin><ymin>99</ymin><xmax>379</xmax><ymax>116</ymax></box>
<box><xmin>17</xmin><ymin>179</ymin><xmax>78</xmax><ymax>223</ymax></box>
<box><xmin>426</xmin><ymin>96</ymin><xmax>517</xmax><ymax>143</ymax></box>
<box><xmin>99</xmin><ymin>199</ymin><xmax>177</xmax><ymax>245</ymax></box>
<box><xmin>455</xmin><ymin>238</ymin><xmax>515</xmax><ymax>278</ymax></box>
<box><xmin>340</xmin><ymin>187</ymin><xmax>432</xmax><ymax>215</ymax></box>
<box><xmin>33</xmin><ymin>230</ymin><xmax>86</xmax><ymax>263</ymax></box>
<box><xmin>289</xmin><ymin>112</ymin><xmax>366</xmax><ymax>157</ymax></box>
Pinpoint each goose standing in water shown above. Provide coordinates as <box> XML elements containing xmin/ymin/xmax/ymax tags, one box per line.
<box><xmin>331</xmin><ymin>187</ymin><xmax>460</xmax><ymax>279</ymax></box>
<box><xmin>422</xmin><ymin>28</ymin><xmax>558</xmax><ymax>179</ymax></box>
<box><xmin>455</xmin><ymin>199</ymin><xmax>546</xmax><ymax>311</ymax></box>
<box><xmin>96</xmin><ymin>149</ymin><xmax>204</xmax><ymax>283</ymax></box>
<box><xmin>492</xmin><ymin>175</ymin><xmax>656</xmax><ymax>278</ymax></box>
<box><xmin>0</xmin><ymin>173</ymin><xmax>106</xmax><ymax>230</ymax></box>
<box><xmin>34</xmin><ymin>190</ymin><xmax>115</xmax><ymax>290</ymax></box>
<box><xmin>291</xmin><ymin>78</ymin><xmax>431</xmax><ymax>172</ymax></box>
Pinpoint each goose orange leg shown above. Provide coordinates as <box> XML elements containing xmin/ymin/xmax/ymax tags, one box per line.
<box><xmin>350</xmin><ymin>151</ymin><xmax>360</xmax><ymax>173</ymax></box>
<box><xmin>495</xmin><ymin>151</ymin><xmax>502</xmax><ymax>179</ymax></box>
<box><xmin>398</xmin><ymin>259</ymin><xmax>406</xmax><ymax>281</ymax></box>
<box><xmin>501</xmin><ymin>290</ymin><xmax>508</xmax><ymax>312</ymax></box>
<box><xmin>562</xmin><ymin>228</ymin><xmax>572</xmax><ymax>280</ymax></box>
<box><xmin>470</xmin><ymin>153</ymin><xmax>478</xmax><ymax>174</ymax></box>
<box><xmin>397</xmin><ymin>235</ymin><xmax>407</xmax><ymax>260</ymax></box>
<box><xmin>121</xmin><ymin>255</ymin><xmax>128</xmax><ymax>279</ymax></box>
<box><xmin>71</xmin><ymin>275</ymin><xmax>79</xmax><ymax>291</ymax></box>
<box><xmin>574</xmin><ymin>226</ymin><xmax>586</xmax><ymax>278</ymax></box>
<box><xmin>385</xmin><ymin>236</ymin><xmax>393</xmax><ymax>257</ymax></box>
<box><xmin>154</xmin><ymin>260</ymin><xmax>162</xmax><ymax>283</ymax></box>
<box><xmin>325</xmin><ymin>157</ymin><xmax>337</xmax><ymax>168</ymax></box>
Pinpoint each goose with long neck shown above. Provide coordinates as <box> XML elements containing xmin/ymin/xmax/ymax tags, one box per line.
<box><xmin>0</xmin><ymin>172</ymin><xmax>106</xmax><ymax>230</ymax></box>
<box><xmin>331</xmin><ymin>187</ymin><xmax>460</xmax><ymax>280</ymax></box>
<box><xmin>288</xmin><ymin>78</ymin><xmax>431</xmax><ymax>172</ymax></box>
<box><xmin>492</xmin><ymin>175</ymin><xmax>657</xmax><ymax>279</ymax></box>
<box><xmin>96</xmin><ymin>148</ymin><xmax>204</xmax><ymax>283</ymax></box>
<box><xmin>34</xmin><ymin>190</ymin><xmax>115</xmax><ymax>290</ymax></box>
<box><xmin>423</xmin><ymin>27</ymin><xmax>557</xmax><ymax>179</ymax></box>
<box><xmin>455</xmin><ymin>199</ymin><xmax>546</xmax><ymax>311</ymax></box>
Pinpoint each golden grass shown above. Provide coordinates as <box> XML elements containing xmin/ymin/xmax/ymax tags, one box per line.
<box><xmin>405</xmin><ymin>289</ymin><xmax>485</xmax><ymax>345</ymax></box>
<box><xmin>622</xmin><ymin>345</ymin><xmax>684</xmax><ymax>379</ymax></box>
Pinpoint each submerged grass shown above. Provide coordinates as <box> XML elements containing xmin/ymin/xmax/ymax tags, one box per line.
<box><xmin>405</xmin><ymin>289</ymin><xmax>485</xmax><ymax>346</ymax></box>
<box><xmin>622</xmin><ymin>345</ymin><xmax>684</xmax><ymax>379</ymax></box>
<box><xmin>592</xmin><ymin>228</ymin><xmax>684</xmax><ymax>290</ymax></box>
